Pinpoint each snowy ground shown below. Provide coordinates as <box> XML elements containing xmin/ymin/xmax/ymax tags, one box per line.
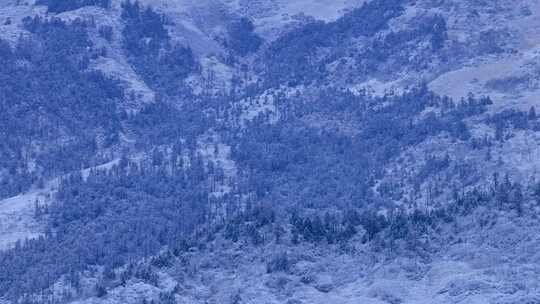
<box><xmin>427</xmin><ymin>0</ymin><xmax>540</xmax><ymax>112</ymax></box>
<box><xmin>0</xmin><ymin>158</ymin><xmax>125</xmax><ymax>251</ymax></box>
<box><xmin>57</xmin><ymin>209</ymin><xmax>540</xmax><ymax>304</ymax></box>
<box><xmin>0</xmin><ymin>187</ymin><xmax>52</xmax><ymax>250</ymax></box>
<box><xmin>429</xmin><ymin>48</ymin><xmax>540</xmax><ymax>113</ymax></box>
<box><xmin>239</xmin><ymin>90</ymin><xmax>278</xmax><ymax>123</ymax></box>
<box><xmin>1</xmin><ymin>1</ymin><xmax>540</xmax><ymax>302</ymax></box>
<box><xmin>224</xmin><ymin>0</ymin><xmax>363</xmax><ymax>37</ymax></box>
<box><xmin>119</xmin><ymin>0</ymin><xmax>227</xmax><ymax>56</ymax></box>
<box><xmin>0</xmin><ymin>0</ymin><xmax>44</xmax><ymax>44</ymax></box>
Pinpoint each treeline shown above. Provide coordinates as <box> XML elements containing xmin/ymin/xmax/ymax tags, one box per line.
<box><xmin>264</xmin><ymin>0</ymin><xmax>405</xmax><ymax>86</ymax></box>
<box><xmin>82</xmin><ymin>173</ymin><xmax>540</xmax><ymax>300</ymax></box>
<box><xmin>219</xmin><ymin>172</ymin><xmax>538</xmax><ymax>252</ymax></box>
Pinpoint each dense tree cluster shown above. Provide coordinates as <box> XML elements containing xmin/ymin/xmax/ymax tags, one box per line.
<box><xmin>229</xmin><ymin>86</ymin><xmax>484</xmax><ymax>210</ymax></box>
<box><xmin>36</xmin><ymin>0</ymin><xmax>111</xmax><ymax>13</ymax></box>
<box><xmin>0</xmin><ymin>151</ymin><xmax>211</xmax><ymax>299</ymax></box>
<box><xmin>0</xmin><ymin>0</ymin><xmax>538</xmax><ymax>302</ymax></box>
<box><xmin>488</xmin><ymin>106</ymin><xmax>540</xmax><ymax>141</ymax></box>
<box><xmin>121</xmin><ymin>1</ymin><xmax>198</xmax><ymax>94</ymax></box>
<box><xmin>127</xmin><ymin>99</ymin><xmax>211</xmax><ymax>147</ymax></box>
<box><xmin>0</xmin><ymin>10</ymin><xmax>207</xmax><ymax>199</ymax></box>
<box><xmin>262</xmin><ymin>0</ymin><xmax>450</xmax><ymax>87</ymax></box>
<box><xmin>288</xmin><ymin>211</ymin><xmax>358</xmax><ymax>244</ymax></box>
<box><xmin>0</xmin><ymin>17</ymin><xmax>122</xmax><ymax>198</ymax></box>
<box><xmin>225</xmin><ymin>17</ymin><xmax>263</xmax><ymax>57</ymax></box>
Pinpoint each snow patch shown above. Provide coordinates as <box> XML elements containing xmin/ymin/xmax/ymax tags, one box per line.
<box><xmin>0</xmin><ymin>188</ymin><xmax>50</xmax><ymax>250</ymax></box>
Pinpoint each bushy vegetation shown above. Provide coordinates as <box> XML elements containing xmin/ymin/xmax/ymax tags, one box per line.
<box><xmin>0</xmin><ymin>7</ymin><xmax>207</xmax><ymax>199</ymax></box>
<box><xmin>264</xmin><ymin>0</ymin><xmax>409</xmax><ymax>86</ymax></box>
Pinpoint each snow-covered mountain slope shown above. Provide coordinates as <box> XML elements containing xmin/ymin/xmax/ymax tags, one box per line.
<box><xmin>40</xmin><ymin>209</ymin><xmax>540</xmax><ymax>304</ymax></box>
<box><xmin>0</xmin><ymin>190</ymin><xmax>47</xmax><ymax>250</ymax></box>
<box><xmin>0</xmin><ymin>0</ymin><xmax>43</xmax><ymax>42</ymax></box>
<box><xmin>0</xmin><ymin>159</ymin><xmax>122</xmax><ymax>250</ymax></box>
<box><xmin>331</xmin><ymin>0</ymin><xmax>540</xmax><ymax>113</ymax></box>
<box><xmin>2</xmin><ymin>0</ymin><xmax>537</xmax><ymax>97</ymax></box>
<box><xmin>0</xmin><ymin>0</ymin><xmax>361</xmax><ymax>91</ymax></box>
<box><xmin>2</xmin><ymin>0</ymin><xmax>540</xmax><ymax>303</ymax></box>
<box><xmin>427</xmin><ymin>0</ymin><xmax>540</xmax><ymax>112</ymax></box>
<box><xmin>0</xmin><ymin>0</ymin><xmax>537</xmax><ymax>242</ymax></box>
<box><xmin>225</xmin><ymin>0</ymin><xmax>362</xmax><ymax>37</ymax></box>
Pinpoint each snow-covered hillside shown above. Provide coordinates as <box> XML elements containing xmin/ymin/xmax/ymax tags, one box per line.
<box><xmin>40</xmin><ymin>209</ymin><xmax>540</xmax><ymax>304</ymax></box>
<box><xmin>428</xmin><ymin>0</ymin><xmax>540</xmax><ymax>112</ymax></box>
<box><xmin>2</xmin><ymin>0</ymin><xmax>540</xmax><ymax>303</ymax></box>
<box><xmin>0</xmin><ymin>190</ymin><xmax>47</xmax><ymax>250</ymax></box>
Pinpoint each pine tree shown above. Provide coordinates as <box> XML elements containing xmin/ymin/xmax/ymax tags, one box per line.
<box><xmin>510</xmin><ymin>183</ymin><xmax>524</xmax><ymax>216</ymax></box>
<box><xmin>529</xmin><ymin>106</ymin><xmax>537</xmax><ymax>120</ymax></box>
<box><xmin>95</xmin><ymin>282</ymin><xmax>107</xmax><ymax>298</ymax></box>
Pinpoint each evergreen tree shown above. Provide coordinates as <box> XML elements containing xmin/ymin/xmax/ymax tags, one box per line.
<box><xmin>529</xmin><ymin>106</ymin><xmax>537</xmax><ymax>120</ymax></box>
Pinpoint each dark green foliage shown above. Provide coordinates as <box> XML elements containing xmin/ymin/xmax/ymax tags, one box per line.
<box><xmin>359</xmin><ymin>211</ymin><xmax>388</xmax><ymax>242</ymax></box>
<box><xmin>429</xmin><ymin>14</ymin><xmax>448</xmax><ymax>49</ymax></box>
<box><xmin>264</xmin><ymin>21</ymin><xmax>329</xmax><ymax>86</ymax></box>
<box><xmin>529</xmin><ymin>106</ymin><xmax>537</xmax><ymax>120</ymax></box>
<box><xmin>159</xmin><ymin>292</ymin><xmax>176</xmax><ymax>304</ymax></box>
<box><xmin>263</xmin><ymin>0</ymin><xmax>452</xmax><ymax>87</ymax></box>
<box><xmin>223</xmin><ymin>202</ymin><xmax>276</xmax><ymax>244</ymax></box>
<box><xmin>329</xmin><ymin>0</ymin><xmax>405</xmax><ymax>37</ymax></box>
<box><xmin>416</xmin><ymin>155</ymin><xmax>451</xmax><ymax>182</ymax></box>
<box><xmin>98</xmin><ymin>25</ymin><xmax>114</xmax><ymax>42</ymax></box>
<box><xmin>290</xmin><ymin>212</ymin><xmax>361</xmax><ymax>244</ymax></box>
<box><xmin>0</xmin><ymin>153</ymin><xmax>210</xmax><ymax>298</ymax></box>
<box><xmin>95</xmin><ymin>282</ymin><xmax>107</xmax><ymax>297</ymax></box>
<box><xmin>231</xmin><ymin>86</ymin><xmax>480</xmax><ymax>210</ymax></box>
<box><xmin>121</xmin><ymin>1</ymin><xmax>198</xmax><ymax>94</ymax></box>
<box><xmin>487</xmin><ymin>106</ymin><xmax>540</xmax><ymax>141</ymax></box>
<box><xmin>226</xmin><ymin>17</ymin><xmax>263</xmax><ymax>56</ymax></box>
<box><xmin>0</xmin><ymin>17</ymin><xmax>122</xmax><ymax>198</ymax></box>
<box><xmin>121</xmin><ymin>1</ymin><xmax>169</xmax><ymax>56</ymax></box>
<box><xmin>127</xmin><ymin>99</ymin><xmax>210</xmax><ymax>147</ymax></box>
<box><xmin>266</xmin><ymin>252</ymin><xmax>290</xmax><ymax>273</ymax></box>
<box><xmin>37</xmin><ymin>0</ymin><xmax>111</xmax><ymax>13</ymax></box>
